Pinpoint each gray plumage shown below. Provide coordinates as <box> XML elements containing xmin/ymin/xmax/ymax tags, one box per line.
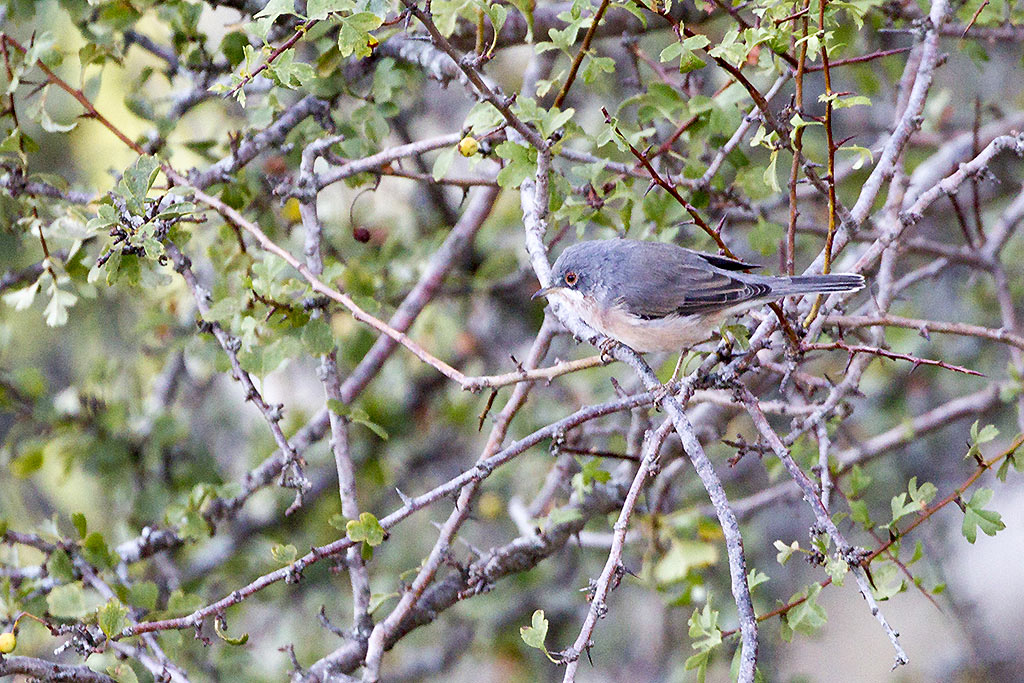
<box><xmin>535</xmin><ymin>239</ymin><xmax>865</xmax><ymax>352</ymax></box>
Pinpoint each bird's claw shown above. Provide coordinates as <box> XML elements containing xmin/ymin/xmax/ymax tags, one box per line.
<box><xmin>598</xmin><ymin>337</ymin><xmax>620</xmax><ymax>362</ymax></box>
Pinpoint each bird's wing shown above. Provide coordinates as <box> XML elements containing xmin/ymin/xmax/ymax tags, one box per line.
<box><xmin>615</xmin><ymin>249</ymin><xmax>771</xmax><ymax>319</ymax></box>
<box><xmin>680</xmin><ymin>248</ymin><xmax>762</xmax><ymax>272</ymax></box>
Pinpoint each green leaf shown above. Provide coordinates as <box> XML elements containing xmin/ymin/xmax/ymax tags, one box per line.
<box><xmin>848</xmin><ymin>464</ymin><xmax>871</xmax><ymax>497</ymax></box>
<box><xmin>346</xmin><ymin>512</ymin><xmax>385</xmax><ymax>546</ymax></box>
<box><xmin>301</xmin><ymin>317</ymin><xmax>335</xmax><ymax>355</ymax></box>
<box><xmin>748</xmin><ymin>568</ymin><xmax>770</xmax><ymax>591</ymax></box>
<box><xmin>254</xmin><ymin>0</ymin><xmax>296</xmax><ymax>20</ymax></box>
<box><xmin>969</xmin><ymin>421</ymin><xmax>999</xmax><ymax>450</ymax></box>
<box><xmin>774</xmin><ymin>539</ymin><xmax>799</xmax><ymax>565</ymax></box>
<box><xmin>849</xmin><ymin>499</ymin><xmax>872</xmax><ymax>528</ymax></box>
<box><xmin>653</xmin><ymin>540</ymin><xmax>718</xmax><ymax>585</ymax></box>
<box><xmin>47</xmin><ymin>582</ymin><xmax>90</xmax><ymax>618</ymax></box>
<box><xmin>44</xmin><ymin>285</ymin><xmax>77</xmax><ymax>327</ymax></box>
<box><xmin>3</xmin><ymin>280</ymin><xmax>40</xmax><ymax>311</ymax></box>
<box><xmin>38</xmin><ymin>107</ymin><xmax>77</xmax><ymax>133</ymax></box>
<box><xmin>494</xmin><ymin>141</ymin><xmax>537</xmax><ymax>188</ymax></box>
<box><xmin>167</xmin><ymin>589</ymin><xmax>204</xmax><ymax>616</ymax></box>
<box><xmin>678</xmin><ymin>49</ymin><xmax>707</xmax><ymax>73</ymax></box>
<box><xmin>47</xmin><ymin>549</ymin><xmax>76</xmax><ymax>583</ymax></box>
<box><xmin>908</xmin><ymin>476</ymin><xmax>937</xmax><ymax>507</ymax></box>
<box><xmin>762</xmin><ymin>150</ymin><xmax>780</xmax><ymax>193</ymax></box>
<box><xmin>660</xmin><ymin>41</ymin><xmax>683</xmax><ymax>62</ymax></box>
<box><xmin>307</xmin><ymin>0</ymin><xmax>349</xmax><ymax>19</ymax></box>
<box><xmin>961</xmin><ymin>487</ymin><xmax>1005</xmax><ymax>543</ymax></box>
<box><xmin>120</xmin><ymin>155</ymin><xmax>161</xmax><ymax>204</ymax></box>
<box><xmin>271</xmin><ymin>543</ymin><xmax>298</xmax><ymax>564</ymax></box>
<box><xmin>780</xmin><ymin>584</ymin><xmax>827</xmax><ymax>640</ymax></box>
<box><xmin>996</xmin><ymin>439</ymin><xmax>1023</xmax><ymax>480</ymax></box>
<box><xmin>432</xmin><ymin>146</ymin><xmax>456</xmax><ymax>182</ymax></box>
<box><xmin>165</xmin><ymin>505</ymin><xmax>211</xmax><ymax>541</ymax></box>
<box><xmin>348</xmin><ymin>407</ymin><xmax>389</xmax><ymax>440</ymax></box>
<box><xmin>71</xmin><ymin>512</ymin><xmax>88</xmax><ymax>538</ymax></box>
<box><xmin>720</xmin><ymin>323</ymin><xmax>750</xmax><ymax>350</ymax></box>
<box><xmin>214</xmin><ymin>618</ymin><xmax>250</xmax><ymax>645</ymax></box>
<box><xmin>107</xmin><ymin>662</ymin><xmax>139</xmax><ymax>683</ymax></box>
<box><xmin>337</xmin><ymin>12</ymin><xmax>383</xmax><ymax>58</ymax></box>
<box><xmin>81</xmin><ymin>532</ymin><xmax>115</xmax><ymax>569</ymax></box>
<box><xmin>539</xmin><ymin>106</ymin><xmax>574</xmax><ymax>138</ymax></box>
<box><xmin>683</xmin><ymin>34</ymin><xmax>711</xmax><ymax>51</ymax></box>
<box><xmin>520</xmin><ymin>609</ymin><xmax>551</xmax><ymax>656</ymax></box>
<box><xmin>543</xmin><ymin>506</ymin><xmax>583</xmax><ymax>529</ymax></box>
<box><xmin>688</xmin><ymin>602</ymin><xmax>722</xmax><ymax>651</ymax></box>
<box><xmin>826</xmin><ymin>93</ymin><xmax>871</xmax><ymax>109</ymax></box>
<box><xmin>464</xmin><ymin>101</ymin><xmax>504</xmax><ymax>135</ymax></box>
<box><xmin>571</xmin><ymin>457</ymin><xmax>610</xmax><ymax>498</ymax></box>
<box><xmin>824</xmin><ymin>555</ymin><xmax>848</xmax><ymax>585</ymax></box>
<box><xmin>0</xmin><ymin>129</ymin><xmax>27</xmax><ymax>156</ymax></box>
<box><xmin>684</xmin><ymin>649</ymin><xmax>713</xmax><ymax>682</ymax></box>
<box><xmin>869</xmin><ymin>561</ymin><xmax>906</xmax><ymax>600</ymax></box>
<box><xmin>98</xmin><ymin>598</ymin><xmax>129</xmax><ymax>639</ymax></box>
<box><xmin>127</xmin><ymin>581</ymin><xmax>159</xmax><ymax>611</ymax></box>
<box><xmin>9</xmin><ymin>444</ymin><xmax>44</xmax><ymax>477</ymax></box>
<box><xmin>328</xmin><ymin>513</ymin><xmax>347</xmax><ymax>531</ymax></box>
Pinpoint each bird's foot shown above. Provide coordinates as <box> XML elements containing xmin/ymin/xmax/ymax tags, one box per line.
<box><xmin>597</xmin><ymin>337</ymin><xmax>620</xmax><ymax>362</ymax></box>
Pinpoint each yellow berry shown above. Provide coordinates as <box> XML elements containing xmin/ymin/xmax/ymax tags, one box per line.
<box><xmin>0</xmin><ymin>631</ymin><xmax>16</xmax><ymax>653</ymax></box>
<box><xmin>282</xmin><ymin>197</ymin><xmax>302</xmax><ymax>224</ymax></box>
<box><xmin>458</xmin><ymin>136</ymin><xmax>480</xmax><ymax>157</ymax></box>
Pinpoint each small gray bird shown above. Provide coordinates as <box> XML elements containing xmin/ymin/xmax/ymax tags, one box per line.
<box><xmin>533</xmin><ymin>239</ymin><xmax>864</xmax><ymax>353</ymax></box>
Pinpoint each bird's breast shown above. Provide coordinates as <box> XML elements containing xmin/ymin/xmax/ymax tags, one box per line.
<box><xmin>549</xmin><ymin>290</ymin><xmax>722</xmax><ymax>352</ymax></box>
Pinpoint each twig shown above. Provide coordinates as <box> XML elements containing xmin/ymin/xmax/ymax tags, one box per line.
<box><xmin>314</xmin><ymin>133</ymin><xmax>466</xmax><ymax>191</ymax></box>
<box><xmin>824</xmin><ymin>314</ymin><xmax>1024</xmax><ymax>352</ymax></box>
<box><xmin>396</xmin><ymin>0</ymin><xmax>548</xmax><ymax>150</ymax></box>
<box><xmin>803</xmin><ymin>0</ymin><xmax>839</xmax><ymax>325</ymax></box>
<box><xmin>165</xmin><ymin>242</ymin><xmax>309</xmax><ymax>505</ymax></box>
<box><xmin>227</xmin><ymin>19</ymin><xmax>318</xmax><ymax>96</ymax></box>
<box><xmin>0</xmin><ymin>656</ymin><xmax>115</xmax><ymax>682</ymax></box>
<box><xmin>465</xmin><ymin>354</ymin><xmax>610</xmax><ymax>391</ymax></box>
<box><xmin>802</xmin><ymin>340</ymin><xmax>985</xmax><ymax>376</ymax></box>
<box><xmin>123</xmin><ymin>386</ymin><xmax>662</xmax><ymax>639</ymax></box>
<box><xmin>738</xmin><ymin>388</ymin><xmax>909</xmax><ymax>668</ymax></box>
<box><xmin>552</xmin><ymin>0</ymin><xmax>611</xmax><ymax>108</ymax></box>
<box><xmin>561</xmin><ymin>417</ymin><xmax>674</xmax><ymax>681</ymax></box>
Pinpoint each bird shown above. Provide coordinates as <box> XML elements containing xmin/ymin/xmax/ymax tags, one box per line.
<box><xmin>532</xmin><ymin>239</ymin><xmax>864</xmax><ymax>353</ymax></box>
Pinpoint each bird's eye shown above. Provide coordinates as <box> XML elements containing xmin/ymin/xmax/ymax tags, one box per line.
<box><xmin>564</xmin><ymin>271</ymin><xmax>578</xmax><ymax>287</ymax></box>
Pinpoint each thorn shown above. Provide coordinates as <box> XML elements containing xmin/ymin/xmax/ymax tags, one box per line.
<box><xmin>863</xmin><ymin>563</ymin><xmax>877</xmax><ymax>590</ymax></box>
<box><xmin>395</xmin><ymin>487</ymin><xmax>413</xmax><ymax>506</ymax></box>
<box><xmin>835</xmin><ymin>133</ymin><xmax>859</xmax><ymax>150</ymax></box>
<box><xmin>714</xmin><ymin>214</ymin><xmax>727</xmax><ymax>236</ymax></box>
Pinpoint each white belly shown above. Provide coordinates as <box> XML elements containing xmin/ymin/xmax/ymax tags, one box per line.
<box><xmin>548</xmin><ymin>290</ymin><xmax>725</xmax><ymax>353</ymax></box>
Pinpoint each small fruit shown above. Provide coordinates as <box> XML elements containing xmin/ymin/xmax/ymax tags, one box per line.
<box><xmin>0</xmin><ymin>631</ymin><xmax>16</xmax><ymax>653</ymax></box>
<box><xmin>458</xmin><ymin>136</ymin><xmax>480</xmax><ymax>157</ymax></box>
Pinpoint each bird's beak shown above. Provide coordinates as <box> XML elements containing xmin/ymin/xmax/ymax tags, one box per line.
<box><xmin>532</xmin><ymin>285</ymin><xmax>559</xmax><ymax>300</ymax></box>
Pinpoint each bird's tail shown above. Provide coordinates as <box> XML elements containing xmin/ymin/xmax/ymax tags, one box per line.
<box><xmin>770</xmin><ymin>273</ymin><xmax>865</xmax><ymax>296</ymax></box>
